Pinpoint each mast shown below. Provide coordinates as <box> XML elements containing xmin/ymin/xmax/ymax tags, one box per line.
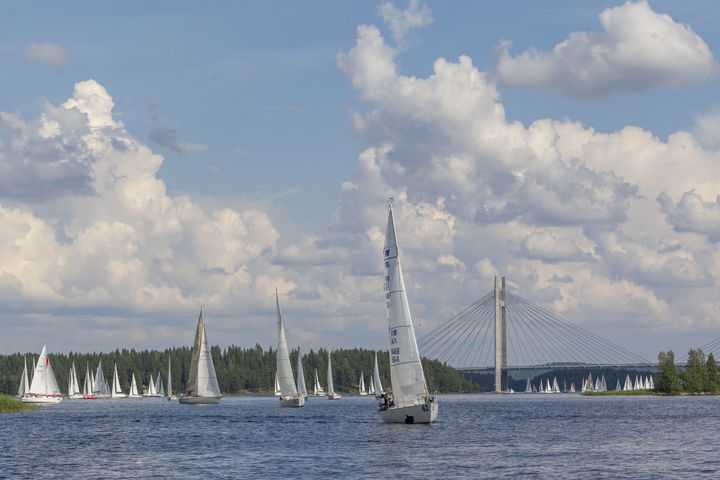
<box><xmin>167</xmin><ymin>358</ymin><xmax>172</xmax><ymax>397</ymax></box>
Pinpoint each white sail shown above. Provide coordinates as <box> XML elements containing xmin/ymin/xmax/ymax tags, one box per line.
<box><xmin>274</xmin><ymin>372</ymin><xmax>282</xmax><ymax>396</ymax></box>
<box><xmin>313</xmin><ymin>369</ymin><xmax>325</xmax><ymax>396</ymax></box>
<box><xmin>649</xmin><ymin>376</ymin><xmax>655</xmax><ymax>389</ymax></box>
<box><xmin>383</xmin><ymin>207</ymin><xmax>429</xmax><ymax>409</ymax></box>
<box><xmin>373</xmin><ymin>352</ymin><xmax>384</xmax><ymax>395</ymax></box>
<box><xmin>156</xmin><ymin>373</ymin><xmax>164</xmax><ymax>396</ymax></box>
<box><xmin>111</xmin><ymin>363</ymin><xmax>125</xmax><ymax>397</ymax></box>
<box><xmin>368</xmin><ymin>375</ymin><xmax>376</xmax><ymax>395</ymax></box>
<box><xmin>359</xmin><ymin>371</ymin><xmax>367</xmax><ymax>395</ymax></box>
<box><xmin>72</xmin><ymin>362</ymin><xmax>81</xmax><ymax>395</ymax></box>
<box><xmin>28</xmin><ymin>345</ymin><xmax>61</xmax><ymax>396</ymax></box>
<box><xmin>18</xmin><ymin>357</ymin><xmax>30</xmax><ymax>396</ymax></box>
<box><xmin>296</xmin><ymin>348</ymin><xmax>308</xmax><ymax>398</ymax></box>
<box><xmin>130</xmin><ymin>373</ymin><xmax>139</xmax><ymax>397</ymax></box>
<box><xmin>327</xmin><ymin>351</ymin><xmax>335</xmax><ymax>395</ymax></box>
<box><xmin>93</xmin><ymin>361</ymin><xmax>108</xmax><ymax>395</ymax></box>
<box><xmin>167</xmin><ymin>358</ymin><xmax>173</xmax><ymax>398</ymax></box>
<box><xmin>148</xmin><ymin>376</ymin><xmax>156</xmax><ymax>395</ymax></box>
<box><xmin>525</xmin><ymin>378</ymin><xmax>531</xmax><ymax>393</ymax></box>
<box><xmin>552</xmin><ymin>377</ymin><xmax>560</xmax><ymax>393</ymax></box>
<box><xmin>569</xmin><ymin>382</ymin><xmax>576</xmax><ymax>393</ymax></box>
<box><xmin>190</xmin><ymin>309</ymin><xmax>222</xmax><ymax>398</ymax></box>
<box><xmin>275</xmin><ymin>293</ymin><xmax>298</xmax><ymax>398</ymax></box>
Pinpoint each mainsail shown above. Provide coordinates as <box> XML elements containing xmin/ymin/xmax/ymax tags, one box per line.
<box><xmin>111</xmin><ymin>363</ymin><xmax>124</xmax><ymax>397</ymax></box>
<box><xmin>359</xmin><ymin>371</ymin><xmax>366</xmax><ymax>395</ymax></box>
<box><xmin>28</xmin><ymin>345</ymin><xmax>61</xmax><ymax>396</ymax></box>
<box><xmin>327</xmin><ymin>351</ymin><xmax>335</xmax><ymax>396</ymax></box>
<box><xmin>186</xmin><ymin>308</ymin><xmax>222</xmax><ymax>398</ymax></box>
<box><xmin>275</xmin><ymin>292</ymin><xmax>298</xmax><ymax>398</ymax></box>
<box><xmin>156</xmin><ymin>373</ymin><xmax>165</xmax><ymax>396</ymax></box>
<box><xmin>373</xmin><ymin>352</ymin><xmax>383</xmax><ymax>395</ymax></box>
<box><xmin>130</xmin><ymin>373</ymin><xmax>139</xmax><ymax>396</ymax></box>
<box><xmin>383</xmin><ymin>205</ymin><xmax>429</xmax><ymax>408</ymax></box>
<box><xmin>18</xmin><ymin>357</ymin><xmax>29</xmax><ymax>396</ymax></box>
<box><xmin>147</xmin><ymin>375</ymin><xmax>156</xmax><ymax>395</ymax></box>
<box><xmin>313</xmin><ymin>369</ymin><xmax>324</xmax><ymax>396</ymax></box>
<box><xmin>93</xmin><ymin>361</ymin><xmax>108</xmax><ymax>395</ymax></box>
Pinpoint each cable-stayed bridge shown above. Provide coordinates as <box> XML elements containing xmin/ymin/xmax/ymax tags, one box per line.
<box><xmin>418</xmin><ymin>277</ymin><xmax>655</xmax><ymax>392</ymax></box>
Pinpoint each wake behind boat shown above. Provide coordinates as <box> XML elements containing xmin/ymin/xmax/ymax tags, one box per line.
<box><xmin>179</xmin><ymin>308</ymin><xmax>222</xmax><ymax>404</ymax></box>
<box><xmin>378</xmin><ymin>202</ymin><xmax>437</xmax><ymax>423</ymax></box>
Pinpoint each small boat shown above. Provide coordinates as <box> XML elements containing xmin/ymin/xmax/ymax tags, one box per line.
<box><xmin>82</xmin><ymin>363</ymin><xmax>96</xmax><ymax>400</ymax></box>
<box><xmin>359</xmin><ymin>371</ymin><xmax>368</xmax><ymax>396</ymax></box>
<box><xmin>378</xmin><ymin>203</ymin><xmax>437</xmax><ymax>423</ymax></box>
<box><xmin>312</xmin><ymin>369</ymin><xmax>325</xmax><ymax>397</ymax></box>
<box><xmin>274</xmin><ymin>373</ymin><xmax>282</xmax><ymax>396</ymax></box>
<box><xmin>275</xmin><ymin>292</ymin><xmax>304</xmax><ymax>408</ymax></box>
<box><xmin>156</xmin><ymin>372</ymin><xmax>165</xmax><ymax>397</ymax></box>
<box><xmin>144</xmin><ymin>375</ymin><xmax>162</xmax><ymax>397</ymax></box>
<box><xmin>17</xmin><ymin>357</ymin><xmax>29</xmax><ymax>398</ymax></box>
<box><xmin>68</xmin><ymin>362</ymin><xmax>83</xmax><ymax>399</ymax></box>
<box><xmin>110</xmin><ymin>362</ymin><xmax>127</xmax><ymax>398</ymax></box>
<box><xmin>368</xmin><ymin>375</ymin><xmax>376</xmax><ymax>396</ymax></box>
<box><xmin>179</xmin><ymin>307</ymin><xmax>222</xmax><ymax>404</ymax></box>
<box><xmin>524</xmin><ymin>378</ymin><xmax>532</xmax><ymax>393</ymax></box>
<box><xmin>93</xmin><ymin>361</ymin><xmax>109</xmax><ymax>398</ymax></box>
<box><xmin>372</xmin><ymin>352</ymin><xmax>384</xmax><ymax>398</ymax></box>
<box><xmin>296</xmin><ymin>348</ymin><xmax>308</xmax><ymax>399</ymax></box>
<box><xmin>326</xmin><ymin>351</ymin><xmax>341</xmax><ymax>400</ymax></box>
<box><xmin>21</xmin><ymin>345</ymin><xmax>63</xmax><ymax>404</ymax></box>
<box><xmin>569</xmin><ymin>382</ymin><xmax>576</xmax><ymax>393</ymax></box>
<box><xmin>128</xmin><ymin>373</ymin><xmax>141</xmax><ymax>398</ymax></box>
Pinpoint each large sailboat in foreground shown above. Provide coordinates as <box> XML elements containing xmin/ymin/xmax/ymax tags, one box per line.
<box><xmin>276</xmin><ymin>291</ymin><xmax>305</xmax><ymax>408</ymax></box>
<box><xmin>21</xmin><ymin>345</ymin><xmax>62</xmax><ymax>404</ymax></box>
<box><xmin>179</xmin><ymin>308</ymin><xmax>222</xmax><ymax>404</ymax></box>
<box><xmin>378</xmin><ymin>202</ymin><xmax>437</xmax><ymax>423</ymax></box>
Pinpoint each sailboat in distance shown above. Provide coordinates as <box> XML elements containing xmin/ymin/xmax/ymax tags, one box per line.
<box><xmin>359</xmin><ymin>371</ymin><xmax>368</xmax><ymax>396</ymax></box>
<box><xmin>17</xmin><ymin>357</ymin><xmax>29</xmax><ymax>398</ymax></box>
<box><xmin>128</xmin><ymin>373</ymin><xmax>141</xmax><ymax>398</ymax></box>
<box><xmin>179</xmin><ymin>307</ymin><xmax>222</xmax><ymax>404</ymax></box>
<box><xmin>313</xmin><ymin>369</ymin><xmax>325</xmax><ymax>397</ymax></box>
<box><xmin>111</xmin><ymin>363</ymin><xmax>127</xmax><ymax>398</ymax></box>
<box><xmin>276</xmin><ymin>291</ymin><xmax>304</xmax><ymax>407</ymax></box>
<box><xmin>373</xmin><ymin>352</ymin><xmax>384</xmax><ymax>398</ymax></box>
<box><xmin>21</xmin><ymin>345</ymin><xmax>62</xmax><ymax>404</ymax></box>
<box><xmin>167</xmin><ymin>357</ymin><xmax>176</xmax><ymax>401</ymax></box>
<box><xmin>378</xmin><ymin>202</ymin><xmax>437</xmax><ymax>423</ymax></box>
<box><xmin>326</xmin><ymin>351</ymin><xmax>341</xmax><ymax>400</ymax></box>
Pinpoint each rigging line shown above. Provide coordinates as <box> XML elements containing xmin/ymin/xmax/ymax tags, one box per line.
<box><xmin>511</xmin><ymin>297</ymin><xmax>608</xmax><ymax>366</ymax></box>
<box><xmin>506</xmin><ymin>299</ymin><xmax>547</xmax><ymax>367</ymax></box>
<box><xmin>420</xmin><ymin>300</ymin><xmax>487</xmax><ymax>358</ymax></box>
<box><xmin>511</xmin><ymin>293</ymin><xmax>651</xmax><ymax>365</ymax></box>
<box><xmin>454</xmin><ymin>311</ymin><xmax>486</xmax><ymax>368</ymax></box>
<box><xmin>458</xmin><ymin>300</ymin><xmax>495</xmax><ymax>368</ymax></box>
<box><xmin>469</xmin><ymin>306</ymin><xmax>496</xmax><ymax>368</ymax></box>
<box><xmin>420</xmin><ymin>294</ymin><xmax>494</xmax><ymax>352</ymax></box>
<box><xmin>508</xmin><ymin>308</ymin><xmax>537</xmax><ymax>368</ymax></box>
<box><xmin>422</xmin><ymin>301</ymin><xmax>488</xmax><ymax>362</ymax></box>
<box><xmin>507</xmin><ymin>296</ymin><xmax>560</xmax><ymax>368</ymax></box>
<box><xmin>505</xmin><ymin>310</ymin><xmax>525</xmax><ymax>368</ymax></box>
<box><xmin>417</xmin><ymin>292</ymin><xmax>494</xmax><ymax>347</ymax></box>
<box><xmin>677</xmin><ymin>338</ymin><xmax>720</xmax><ymax>364</ymax></box>
<box><xmin>444</xmin><ymin>308</ymin><xmax>482</xmax><ymax>367</ymax></box>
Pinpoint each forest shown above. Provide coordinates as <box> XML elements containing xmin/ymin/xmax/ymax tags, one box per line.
<box><xmin>0</xmin><ymin>345</ymin><xmax>479</xmax><ymax>395</ymax></box>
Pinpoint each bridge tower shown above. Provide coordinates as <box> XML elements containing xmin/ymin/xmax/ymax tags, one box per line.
<box><xmin>494</xmin><ymin>276</ymin><xmax>507</xmax><ymax>392</ymax></box>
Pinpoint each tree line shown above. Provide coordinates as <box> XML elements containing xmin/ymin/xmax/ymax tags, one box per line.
<box><xmin>656</xmin><ymin>349</ymin><xmax>720</xmax><ymax>394</ymax></box>
<box><xmin>0</xmin><ymin>345</ymin><xmax>478</xmax><ymax>395</ymax></box>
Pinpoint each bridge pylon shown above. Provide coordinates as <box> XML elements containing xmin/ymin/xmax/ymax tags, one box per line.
<box><xmin>494</xmin><ymin>276</ymin><xmax>507</xmax><ymax>393</ymax></box>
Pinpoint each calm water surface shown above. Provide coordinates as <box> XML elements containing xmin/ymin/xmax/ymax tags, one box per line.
<box><xmin>2</xmin><ymin>394</ymin><xmax>718</xmax><ymax>479</ymax></box>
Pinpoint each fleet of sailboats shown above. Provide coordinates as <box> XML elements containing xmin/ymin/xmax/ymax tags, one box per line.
<box><xmin>179</xmin><ymin>307</ymin><xmax>222</xmax><ymax>404</ymax></box>
<box><xmin>275</xmin><ymin>291</ymin><xmax>305</xmax><ymax>407</ymax></box>
<box><xmin>378</xmin><ymin>202</ymin><xmax>437</xmax><ymax>423</ymax></box>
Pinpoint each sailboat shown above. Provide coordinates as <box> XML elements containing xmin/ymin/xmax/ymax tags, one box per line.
<box><xmin>296</xmin><ymin>348</ymin><xmax>308</xmax><ymax>399</ymax></box>
<box><xmin>68</xmin><ymin>362</ymin><xmax>82</xmax><ymax>398</ymax></box>
<box><xmin>274</xmin><ymin>373</ymin><xmax>282</xmax><ymax>396</ymax></box>
<box><xmin>156</xmin><ymin>372</ymin><xmax>165</xmax><ymax>396</ymax></box>
<box><xmin>144</xmin><ymin>375</ymin><xmax>160</xmax><ymax>397</ymax></box>
<box><xmin>525</xmin><ymin>378</ymin><xmax>532</xmax><ymax>393</ymax></box>
<box><xmin>569</xmin><ymin>382</ymin><xmax>576</xmax><ymax>393</ymax></box>
<box><xmin>378</xmin><ymin>203</ymin><xmax>437</xmax><ymax>423</ymax></box>
<box><xmin>313</xmin><ymin>369</ymin><xmax>325</xmax><ymax>397</ymax></box>
<box><xmin>326</xmin><ymin>351</ymin><xmax>341</xmax><ymax>400</ymax></box>
<box><xmin>128</xmin><ymin>373</ymin><xmax>141</xmax><ymax>398</ymax></box>
<box><xmin>167</xmin><ymin>358</ymin><xmax>176</xmax><ymax>400</ymax></box>
<box><xmin>359</xmin><ymin>371</ymin><xmax>368</xmax><ymax>396</ymax></box>
<box><xmin>372</xmin><ymin>352</ymin><xmax>384</xmax><ymax>398</ymax></box>
<box><xmin>111</xmin><ymin>363</ymin><xmax>127</xmax><ymax>398</ymax></box>
<box><xmin>93</xmin><ymin>361</ymin><xmax>109</xmax><ymax>397</ymax></box>
<box><xmin>179</xmin><ymin>307</ymin><xmax>222</xmax><ymax>404</ymax></box>
<box><xmin>82</xmin><ymin>363</ymin><xmax>96</xmax><ymax>400</ymax></box>
<box><xmin>275</xmin><ymin>292</ymin><xmax>304</xmax><ymax>407</ymax></box>
<box><xmin>21</xmin><ymin>345</ymin><xmax>63</xmax><ymax>404</ymax></box>
<box><xmin>17</xmin><ymin>357</ymin><xmax>30</xmax><ymax>398</ymax></box>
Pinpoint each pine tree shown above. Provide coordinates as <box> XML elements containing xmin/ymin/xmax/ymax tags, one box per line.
<box><xmin>685</xmin><ymin>349</ymin><xmax>707</xmax><ymax>394</ymax></box>
<box><xmin>706</xmin><ymin>352</ymin><xmax>720</xmax><ymax>393</ymax></box>
<box><xmin>657</xmin><ymin>351</ymin><xmax>680</xmax><ymax>394</ymax></box>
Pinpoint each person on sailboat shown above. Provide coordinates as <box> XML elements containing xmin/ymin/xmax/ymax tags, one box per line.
<box><xmin>379</xmin><ymin>393</ymin><xmax>389</xmax><ymax>411</ymax></box>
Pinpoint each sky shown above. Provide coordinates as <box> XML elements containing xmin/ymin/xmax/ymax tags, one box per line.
<box><xmin>1</xmin><ymin>1</ymin><xmax>720</xmax><ymax>361</ymax></box>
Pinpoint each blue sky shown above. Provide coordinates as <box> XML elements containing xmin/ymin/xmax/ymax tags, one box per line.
<box><xmin>2</xmin><ymin>1</ymin><xmax>720</xmax><ymax>361</ymax></box>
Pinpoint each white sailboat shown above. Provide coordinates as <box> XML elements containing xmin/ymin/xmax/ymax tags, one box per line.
<box><xmin>525</xmin><ymin>378</ymin><xmax>532</xmax><ymax>393</ymax></box>
<box><xmin>167</xmin><ymin>358</ymin><xmax>176</xmax><ymax>400</ymax></box>
<box><xmin>17</xmin><ymin>357</ymin><xmax>30</xmax><ymax>398</ymax></box>
<box><xmin>82</xmin><ymin>363</ymin><xmax>96</xmax><ymax>399</ymax></box>
<box><xmin>326</xmin><ymin>351</ymin><xmax>341</xmax><ymax>400</ymax></box>
<box><xmin>68</xmin><ymin>362</ymin><xmax>82</xmax><ymax>398</ymax></box>
<box><xmin>93</xmin><ymin>361</ymin><xmax>109</xmax><ymax>397</ymax></box>
<box><xmin>569</xmin><ymin>382</ymin><xmax>576</xmax><ymax>393</ymax></box>
<box><xmin>378</xmin><ymin>203</ymin><xmax>437</xmax><ymax>423</ymax></box>
<box><xmin>359</xmin><ymin>371</ymin><xmax>368</xmax><ymax>396</ymax></box>
<box><xmin>274</xmin><ymin>372</ymin><xmax>282</xmax><ymax>396</ymax></box>
<box><xmin>179</xmin><ymin>308</ymin><xmax>222</xmax><ymax>404</ymax></box>
<box><xmin>111</xmin><ymin>362</ymin><xmax>127</xmax><ymax>398</ymax></box>
<box><xmin>21</xmin><ymin>345</ymin><xmax>63</xmax><ymax>404</ymax></box>
<box><xmin>275</xmin><ymin>292</ymin><xmax>304</xmax><ymax>407</ymax></box>
<box><xmin>296</xmin><ymin>348</ymin><xmax>308</xmax><ymax>399</ymax></box>
<box><xmin>156</xmin><ymin>372</ymin><xmax>165</xmax><ymax>396</ymax></box>
<box><xmin>313</xmin><ymin>369</ymin><xmax>325</xmax><ymax>397</ymax></box>
<box><xmin>368</xmin><ymin>375</ymin><xmax>376</xmax><ymax>396</ymax></box>
<box><xmin>372</xmin><ymin>352</ymin><xmax>384</xmax><ymax>397</ymax></box>
<box><xmin>128</xmin><ymin>373</ymin><xmax>141</xmax><ymax>398</ymax></box>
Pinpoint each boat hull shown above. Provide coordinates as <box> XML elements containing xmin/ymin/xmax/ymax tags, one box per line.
<box><xmin>280</xmin><ymin>396</ymin><xmax>305</xmax><ymax>408</ymax></box>
<box><xmin>379</xmin><ymin>399</ymin><xmax>438</xmax><ymax>424</ymax></box>
<box><xmin>178</xmin><ymin>395</ymin><xmax>221</xmax><ymax>405</ymax></box>
<box><xmin>21</xmin><ymin>395</ymin><xmax>63</xmax><ymax>404</ymax></box>
<box><xmin>327</xmin><ymin>393</ymin><xmax>342</xmax><ymax>400</ymax></box>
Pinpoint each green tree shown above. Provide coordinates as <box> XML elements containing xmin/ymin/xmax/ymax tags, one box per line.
<box><xmin>656</xmin><ymin>351</ymin><xmax>680</xmax><ymax>394</ymax></box>
<box><xmin>706</xmin><ymin>352</ymin><xmax>720</xmax><ymax>393</ymax></box>
<box><xmin>685</xmin><ymin>349</ymin><xmax>707</xmax><ymax>394</ymax></box>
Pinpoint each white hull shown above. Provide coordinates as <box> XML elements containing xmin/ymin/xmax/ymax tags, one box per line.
<box><xmin>21</xmin><ymin>395</ymin><xmax>63</xmax><ymax>404</ymax></box>
<box><xmin>111</xmin><ymin>394</ymin><xmax>128</xmax><ymax>399</ymax></box>
<box><xmin>67</xmin><ymin>394</ymin><xmax>84</xmax><ymax>399</ymax></box>
<box><xmin>143</xmin><ymin>394</ymin><xmax>163</xmax><ymax>398</ymax></box>
<box><xmin>379</xmin><ymin>399</ymin><xmax>438</xmax><ymax>424</ymax></box>
<box><xmin>359</xmin><ymin>392</ymin><xmax>368</xmax><ymax>396</ymax></box>
<box><xmin>280</xmin><ymin>396</ymin><xmax>305</xmax><ymax>408</ymax></box>
<box><xmin>327</xmin><ymin>393</ymin><xmax>342</xmax><ymax>400</ymax></box>
<box><xmin>178</xmin><ymin>395</ymin><xmax>221</xmax><ymax>404</ymax></box>
<box><xmin>128</xmin><ymin>394</ymin><xmax>142</xmax><ymax>399</ymax></box>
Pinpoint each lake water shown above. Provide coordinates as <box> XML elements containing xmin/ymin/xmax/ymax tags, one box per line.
<box><xmin>2</xmin><ymin>394</ymin><xmax>718</xmax><ymax>479</ymax></box>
